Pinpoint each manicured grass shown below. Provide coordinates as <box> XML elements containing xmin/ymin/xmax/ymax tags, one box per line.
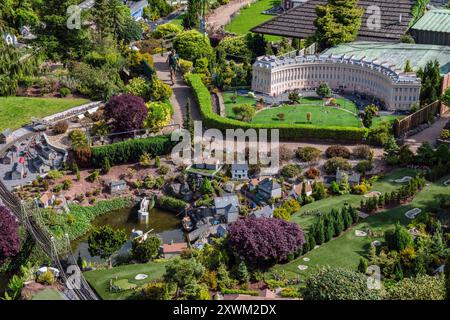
<box><xmin>291</xmin><ymin>168</ymin><xmax>418</xmax><ymax>229</ymax></box>
<box><xmin>372</xmin><ymin>115</ymin><xmax>402</xmax><ymax>128</ymax></box>
<box><xmin>225</xmin><ymin>0</ymin><xmax>282</xmax><ymax>42</ymax></box>
<box><xmin>223</xmin><ymin>93</ymin><xmax>363</xmax><ymax>127</ymax></box>
<box><xmin>223</xmin><ymin>92</ymin><xmax>256</xmax><ymax>118</ymax></box>
<box><xmin>251</xmin><ymin>103</ymin><xmax>362</xmax><ymax>127</ymax></box>
<box><xmin>84</xmin><ymin>261</ymin><xmax>168</xmax><ymax>300</ymax></box>
<box><xmin>30</xmin><ymin>288</ymin><xmax>64</xmax><ymax>300</ymax></box>
<box><xmin>0</xmin><ymin>97</ymin><xmax>89</xmax><ymax>131</ymax></box>
<box><xmin>272</xmin><ymin>172</ymin><xmax>450</xmax><ymax>281</ymax></box>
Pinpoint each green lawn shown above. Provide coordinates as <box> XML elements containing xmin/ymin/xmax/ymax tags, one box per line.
<box><xmin>225</xmin><ymin>0</ymin><xmax>282</xmax><ymax>42</ymax></box>
<box><xmin>223</xmin><ymin>93</ymin><xmax>399</xmax><ymax>128</ymax></box>
<box><xmin>271</xmin><ymin>172</ymin><xmax>450</xmax><ymax>281</ymax></box>
<box><xmin>251</xmin><ymin>102</ymin><xmax>362</xmax><ymax>127</ymax></box>
<box><xmin>291</xmin><ymin>168</ymin><xmax>418</xmax><ymax>229</ymax></box>
<box><xmin>0</xmin><ymin>97</ymin><xmax>89</xmax><ymax>131</ymax></box>
<box><xmin>372</xmin><ymin>115</ymin><xmax>402</xmax><ymax>128</ymax></box>
<box><xmin>84</xmin><ymin>261</ymin><xmax>167</xmax><ymax>300</ymax></box>
<box><xmin>167</xmin><ymin>14</ymin><xmax>184</xmax><ymax>26</ymax></box>
<box><xmin>223</xmin><ymin>92</ymin><xmax>257</xmax><ymax>118</ymax></box>
<box><xmin>30</xmin><ymin>288</ymin><xmax>64</xmax><ymax>300</ymax></box>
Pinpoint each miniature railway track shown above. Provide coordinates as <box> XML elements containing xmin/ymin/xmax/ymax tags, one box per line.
<box><xmin>0</xmin><ymin>180</ymin><xmax>98</xmax><ymax>300</ymax></box>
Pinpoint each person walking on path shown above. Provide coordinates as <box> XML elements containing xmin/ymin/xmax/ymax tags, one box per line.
<box><xmin>166</xmin><ymin>48</ymin><xmax>179</xmax><ymax>86</ymax></box>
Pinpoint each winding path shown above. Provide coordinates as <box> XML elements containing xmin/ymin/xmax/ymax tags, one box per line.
<box><xmin>153</xmin><ymin>53</ymin><xmax>201</xmax><ymax>126</ymax></box>
<box><xmin>206</xmin><ymin>0</ymin><xmax>255</xmax><ymax>28</ymax></box>
<box><xmin>404</xmin><ymin>112</ymin><xmax>450</xmax><ymax>151</ymax></box>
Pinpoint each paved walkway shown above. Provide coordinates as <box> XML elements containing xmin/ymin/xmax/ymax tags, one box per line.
<box><xmin>153</xmin><ymin>53</ymin><xmax>201</xmax><ymax>127</ymax></box>
<box><xmin>404</xmin><ymin>112</ymin><xmax>450</xmax><ymax>151</ymax></box>
<box><xmin>206</xmin><ymin>0</ymin><xmax>255</xmax><ymax>28</ymax></box>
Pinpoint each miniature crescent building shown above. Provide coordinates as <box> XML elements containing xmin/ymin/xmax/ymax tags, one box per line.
<box><xmin>251</xmin><ymin>54</ymin><xmax>421</xmax><ymax>110</ymax></box>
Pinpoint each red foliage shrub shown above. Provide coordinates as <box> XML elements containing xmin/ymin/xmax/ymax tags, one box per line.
<box><xmin>0</xmin><ymin>205</ymin><xmax>20</xmax><ymax>264</ymax></box>
<box><xmin>325</xmin><ymin>145</ymin><xmax>351</xmax><ymax>159</ymax></box>
<box><xmin>105</xmin><ymin>94</ymin><xmax>148</xmax><ymax>133</ymax></box>
<box><xmin>228</xmin><ymin>217</ymin><xmax>305</xmax><ymax>265</ymax></box>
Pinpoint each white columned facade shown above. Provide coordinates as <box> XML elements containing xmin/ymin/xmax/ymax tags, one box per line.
<box><xmin>252</xmin><ymin>54</ymin><xmax>421</xmax><ymax>111</ymax></box>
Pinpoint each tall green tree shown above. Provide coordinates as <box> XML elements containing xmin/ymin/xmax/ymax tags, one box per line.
<box><xmin>313</xmin><ymin>0</ymin><xmax>364</xmax><ymax>49</ymax></box>
<box><xmin>416</xmin><ymin>60</ymin><xmax>442</xmax><ymax>105</ymax></box>
<box><xmin>34</xmin><ymin>0</ymin><xmax>91</xmax><ymax>61</ymax></box>
<box><xmin>163</xmin><ymin>257</ymin><xmax>205</xmax><ymax>298</ymax></box>
<box><xmin>0</xmin><ymin>39</ymin><xmax>38</xmax><ymax>96</ymax></box>
<box><xmin>182</xmin><ymin>0</ymin><xmax>202</xmax><ymax>30</ymax></box>
<box><xmin>88</xmin><ymin>225</ymin><xmax>127</xmax><ymax>268</ymax></box>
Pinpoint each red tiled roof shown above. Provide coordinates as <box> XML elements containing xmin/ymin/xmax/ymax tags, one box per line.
<box><xmin>251</xmin><ymin>0</ymin><xmax>414</xmax><ymax>42</ymax></box>
<box><xmin>162</xmin><ymin>242</ymin><xmax>188</xmax><ymax>253</ymax></box>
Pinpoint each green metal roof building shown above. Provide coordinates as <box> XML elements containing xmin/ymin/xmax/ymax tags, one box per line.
<box><xmin>411</xmin><ymin>9</ymin><xmax>450</xmax><ymax>46</ymax></box>
<box><xmin>323</xmin><ymin>41</ymin><xmax>450</xmax><ymax>75</ymax></box>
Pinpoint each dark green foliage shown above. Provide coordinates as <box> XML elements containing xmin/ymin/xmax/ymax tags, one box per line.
<box><xmin>131</xmin><ymin>235</ymin><xmax>161</xmax><ymax>262</ymax></box>
<box><xmin>393</xmin><ymin>260</ymin><xmax>404</xmax><ymax>280</ymax></box>
<box><xmin>90</xmin><ymin>135</ymin><xmax>173</xmax><ymax>166</ymax></box>
<box><xmin>316</xmin><ymin>83</ymin><xmax>332</xmax><ymax>98</ymax></box>
<box><xmin>358</xmin><ymin>257</ymin><xmax>368</xmax><ymax>273</ymax></box>
<box><xmin>101</xmin><ymin>157</ymin><xmax>110</xmax><ymax>174</ymax></box>
<box><xmin>415</xmin><ymin>142</ymin><xmax>435</xmax><ymax>166</ymax></box>
<box><xmin>313</xmin><ymin>0</ymin><xmax>364</xmax><ymax>50</ymax></box>
<box><xmin>342</xmin><ymin>206</ymin><xmax>352</xmax><ymax>230</ymax></box>
<box><xmin>416</xmin><ymin>60</ymin><xmax>442</xmax><ymax>105</ymax></box>
<box><xmin>362</xmin><ymin>104</ymin><xmax>378</xmax><ymax>128</ymax></box>
<box><xmin>332</xmin><ymin>208</ymin><xmax>344</xmax><ymax>236</ymax></box>
<box><xmin>200</xmin><ymin>179</ymin><xmax>213</xmax><ymax>195</ymax></box>
<box><xmin>88</xmin><ymin>225</ymin><xmax>127</xmax><ymax>266</ymax></box>
<box><xmin>385</xmin><ymin>223</ymin><xmax>413</xmax><ymax>252</ymax></box>
<box><xmin>445</xmin><ymin>253</ymin><xmax>450</xmax><ymax>300</ymax></box>
<box><xmin>163</xmin><ymin>257</ymin><xmax>205</xmax><ymax>297</ymax></box>
<box><xmin>182</xmin><ymin>0</ymin><xmax>202</xmax><ymax>29</ymax></box>
<box><xmin>234</xmin><ymin>261</ymin><xmax>250</xmax><ymax>284</ymax></box>
<box><xmin>157</xmin><ymin>196</ymin><xmax>188</xmax><ymax>212</ymax></box>
<box><xmin>303</xmin><ymin>266</ymin><xmax>380</xmax><ymax>300</ymax></box>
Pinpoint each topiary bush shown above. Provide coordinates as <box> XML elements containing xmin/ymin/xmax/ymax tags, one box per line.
<box><xmin>352</xmin><ymin>145</ymin><xmax>373</xmax><ymax>159</ymax></box>
<box><xmin>325</xmin><ymin>145</ymin><xmax>351</xmax><ymax>159</ymax></box>
<box><xmin>303</xmin><ymin>266</ymin><xmax>380</xmax><ymax>300</ymax></box>
<box><xmin>296</xmin><ymin>146</ymin><xmax>321</xmax><ymax>163</ymax></box>
<box><xmin>52</xmin><ymin>120</ymin><xmax>69</xmax><ymax>134</ymax></box>
<box><xmin>59</xmin><ymin>87</ymin><xmax>71</xmax><ymax>97</ymax></box>
<box><xmin>323</xmin><ymin>157</ymin><xmax>351</xmax><ymax>175</ymax></box>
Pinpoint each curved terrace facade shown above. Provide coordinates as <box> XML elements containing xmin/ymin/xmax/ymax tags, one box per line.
<box><xmin>252</xmin><ymin>54</ymin><xmax>421</xmax><ymax>110</ymax></box>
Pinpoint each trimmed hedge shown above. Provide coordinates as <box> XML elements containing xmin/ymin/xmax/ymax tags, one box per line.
<box><xmin>90</xmin><ymin>135</ymin><xmax>174</xmax><ymax>167</ymax></box>
<box><xmin>156</xmin><ymin>196</ymin><xmax>188</xmax><ymax>212</ymax></box>
<box><xmin>186</xmin><ymin>74</ymin><xmax>368</xmax><ymax>142</ymax></box>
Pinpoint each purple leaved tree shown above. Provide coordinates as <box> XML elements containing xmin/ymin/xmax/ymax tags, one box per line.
<box><xmin>105</xmin><ymin>94</ymin><xmax>148</xmax><ymax>133</ymax></box>
<box><xmin>0</xmin><ymin>205</ymin><xmax>20</xmax><ymax>265</ymax></box>
<box><xmin>229</xmin><ymin>217</ymin><xmax>305</xmax><ymax>266</ymax></box>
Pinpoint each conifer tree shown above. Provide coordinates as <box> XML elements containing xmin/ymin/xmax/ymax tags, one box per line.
<box><xmin>342</xmin><ymin>207</ymin><xmax>352</xmax><ymax>230</ymax></box>
<box><xmin>315</xmin><ymin>218</ymin><xmax>325</xmax><ymax>245</ymax></box>
<box><xmin>358</xmin><ymin>257</ymin><xmax>368</xmax><ymax>274</ymax></box>
<box><xmin>394</xmin><ymin>260</ymin><xmax>404</xmax><ymax>280</ymax></box>
<box><xmin>349</xmin><ymin>206</ymin><xmax>359</xmax><ymax>224</ymax></box>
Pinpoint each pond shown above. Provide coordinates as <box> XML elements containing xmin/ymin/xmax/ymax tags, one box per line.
<box><xmin>71</xmin><ymin>206</ymin><xmax>184</xmax><ymax>263</ymax></box>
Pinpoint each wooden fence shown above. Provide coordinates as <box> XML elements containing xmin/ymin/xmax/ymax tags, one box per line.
<box><xmin>394</xmin><ymin>101</ymin><xmax>441</xmax><ymax>138</ymax></box>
